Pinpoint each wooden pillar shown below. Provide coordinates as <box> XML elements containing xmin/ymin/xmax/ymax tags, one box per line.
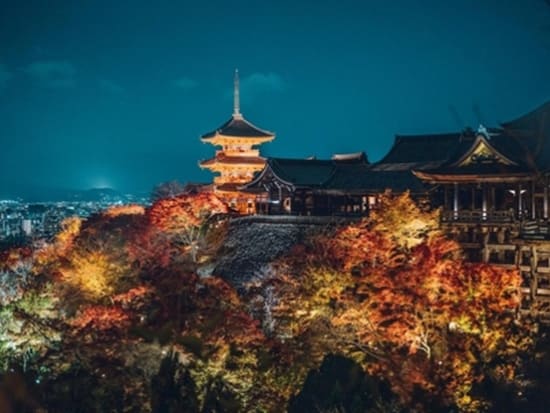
<box><xmin>544</xmin><ymin>176</ymin><xmax>548</xmax><ymax>220</ymax></box>
<box><xmin>453</xmin><ymin>183</ymin><xmax>459</xmax><ymax>220</ymax></box>
<box><xmin>481</xmin><ymin>231</ymin><xmax>490</xmax><ymax>263</ymax></box>
<box><xmin>471</xmin><ymin>186</ymin><xmax>475</xmax><ymax>210</ymax></box>
<box><xmin>344</xmin><ymin>195</ymin><xmax>348</xmax><ymax>216</ymax></box>
<box><xmin>482</xmin><ymin>184</ymin><xmax>487</xmax><ymax>220</ymax></box>
<box><xmin>518</xmin><ymin>184</ymin><xmax>523</xmax><ymax>219</ymax></box>
<box><xmin>443</xmin><ymin>186</ymin><xmax>449</xmax><ymax>209</ymax></box>
<box><xmin>531</xmin><ymin>180</ymin><xmax>536</xmax><ymax>220</ymax></box>
<box><xmin>490</xmin><ymin>186</ymin><xmax>496</xmax><ymax>210</ymax></box>
<box><xmin>531</xmin><ymin>246</ymin><xmax>538</xmax><ymax>300</ymax></box>
<box><xmin>514</xmin><ymin>245</ymin><xmax>521</xmax><ymax>267</ymax></box>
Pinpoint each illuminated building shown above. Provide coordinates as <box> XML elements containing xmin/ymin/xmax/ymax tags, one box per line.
<box><xmin>199</xmin><ymin>70</ymin><xmax>275</xmax><ymax>213</ymax></box>
<box><xmin>242</xmin><ymin>101</ymin><xmax>550</xmax><ymax>319</ymax></box>
<box><xmin>21</xmin><ymin>219</ymin><xmax>32</xmax><ymax>236</ymax></box>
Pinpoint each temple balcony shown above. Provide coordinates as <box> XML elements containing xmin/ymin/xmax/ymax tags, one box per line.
<box><xmin>440</xmin><ymin>209</ymin><xmax>515</xmax><ymax>223</ymax></box>
<box><xmin>441</xmin><ymin>208</ymin><xmax>550</xmax><ymax>240</ymax></box>
<box><xmin>520</xmin><ymin>219</ymin><xmax>550</xmax><ymax>240</ymax></box>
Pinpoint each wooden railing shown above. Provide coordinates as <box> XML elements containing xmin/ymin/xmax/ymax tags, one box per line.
<box><xmin>520</xmin><ymin>220</ymin><xmax>550</xmax><ymax>239</ymax></box>
<box><xmin>441</xmin><ymin>209</ymin><xmax>515</xmax><ymax>223</ymax></box>
<box><xmin>441</xmin><ymin>210</ymin><xmax>550</xmax><ymax>238</ymax></box>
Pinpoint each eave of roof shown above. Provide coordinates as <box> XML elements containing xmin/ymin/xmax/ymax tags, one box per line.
<box><xmin>268</xmin><ymin>158</ymin><xmax>336</xmax><ymax>187</ymax></box>
<box><xmin>200</xmin><ymin>155</ymin><xmax>266</xmax><ymax>166</ymax></box>
<box><xmin>376</xmin><ymin>132</ymin><xmax>471</xmax><ymax>166</ymax></box>
<box><xmin>201</xmin><ymin>114</ymin><xmax>275</xmax><ymax>140</ymax></box>
<box><xmin>215</xmin><ymin>183</ymin><xmax>246</xmax><ymax>192</ymax></box>
<box><xmin>412</xmin><ymin>169</ymin><xmax>533</xmax><ymax>183</ymax></box>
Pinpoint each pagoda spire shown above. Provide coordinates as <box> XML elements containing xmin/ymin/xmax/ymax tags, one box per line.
<box><xmin>233</xmin><ymin>68</ymin><xmax>241</xmax><ymax>118</ymax></box>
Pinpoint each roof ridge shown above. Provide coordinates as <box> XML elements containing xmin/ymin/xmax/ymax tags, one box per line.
<box><xmin>501</xmin><ymin>101</ymin><xmax>550</xmax><ymax>127</ymax></box>
<box><xmin>394</xmin><ymin>132</ymin><xmax>463</xmax><ymax>140</ymax></box>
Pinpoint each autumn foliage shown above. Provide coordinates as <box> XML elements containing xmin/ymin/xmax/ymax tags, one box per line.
<box><xmin>147</xmin><ymin>192</ymin><xmax>229</xmax><ymax>232</ymax></box>
<box><xmin>271</xmin><ymin>192</ymin><xmax>532</xmax><ymax>412</ymax></box>
<box><xmin>0</xmin><ymin>191</ymin><xmax>539</xmax><ymax>412</ymax></box>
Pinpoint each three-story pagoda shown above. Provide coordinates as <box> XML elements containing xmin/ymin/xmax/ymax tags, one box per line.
<box><xmin>199</xmin><ymin>70</ymin><xmax>275</xmax><ymax>213</ymax></box>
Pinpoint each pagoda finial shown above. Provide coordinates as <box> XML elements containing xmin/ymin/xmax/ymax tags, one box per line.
<box><xmin>233</xmin><ymin>68</ymin><xmax>241</xmax><ymax>117</ymax></box>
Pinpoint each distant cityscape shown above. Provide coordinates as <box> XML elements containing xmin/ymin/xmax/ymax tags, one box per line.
<box><xmin>0</xmin><ymin>188</ymin><xmax>150</xmax><ymax>247</ymax></box>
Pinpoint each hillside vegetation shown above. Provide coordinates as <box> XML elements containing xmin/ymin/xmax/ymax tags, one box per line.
<box><xmin>0</xmin><ymin>192</ymin><xmax>544</xmax><ymax>412</ymax></box>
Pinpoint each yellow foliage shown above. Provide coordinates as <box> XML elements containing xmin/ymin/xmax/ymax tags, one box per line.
<box><xmin>60</xmin><ymin>250</ymin><xmax>130</xmax><ymax>300</ymax></box>
<box><xmin>103</xmin><ymin>204</ymin><xmax>145</xmax><ymax>217</ymax></box>
<box><xmin>370</xmin><ymin>191</ymin><xmax>440</xmax><ymax>248</ymax></box>
<box><xmin>55</xmin><ymin>217</ymin><xmax>82</xmax><ymax>248</ymax></box>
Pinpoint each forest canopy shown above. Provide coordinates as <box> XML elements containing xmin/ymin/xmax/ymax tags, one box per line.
<box><xmin>0</xmin><ymin>191</ymin><xmax>541</xmax><ymax>412</ymax></box>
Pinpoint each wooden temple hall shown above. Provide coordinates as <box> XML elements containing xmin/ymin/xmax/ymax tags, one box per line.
<box><xmin>245</xmin><ymin>103</ymin><xmax>550</xmax><ymax>226</ymax></box>
<box><xmin>199</xmin><ymin>93</ymin><xmax>550</xmax><ymax>317</ymax></box>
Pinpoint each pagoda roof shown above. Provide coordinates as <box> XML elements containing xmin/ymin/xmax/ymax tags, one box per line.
<box><xmin>200</xmin><ymin>155</ymin><xmax>266</xmax><ymax>167</ymax></box>
<box><xmin>201</xmin><ymin>114</ymin><xmax>275</xmax><ymax>140</ymax></box>
<box><xmin>215</xmin><ymin>182</ymin><xmax>243</xmax><ymax>193</ymax></box>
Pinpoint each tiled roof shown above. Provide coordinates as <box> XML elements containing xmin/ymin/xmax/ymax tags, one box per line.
<box><xmin>414</xmin><ymin>130</ymin><xmax>536</xmax><ymax>180</ymax></box>
<box><xmin>201</xmin><ymin>115</ymin><xmax>274</xmax><ymax>139</ymax></box>
<box><xmin>324</xmin><ymin>165</ymin><xmax>427</xmax><ymax>193</ymax></box>
<box><xmin>267</xmin><ymin>158</ymin><xmax>335</xmax><ymax>187</ymax></box>
<box><xmin>247</xmin><ymin>155</ymin><xmax>428</xmax><ymax>194</ymax></box>
<box><xmin>201</xmin><ymin>155</ymin><xmax>265</xmax><ymax>166</ymax></box>
<box><xmin>501</xmin><ymin>101</ymin><xmax>550</xmax><ymax>171</ymax></box>
<box><xmin>375</xmin><ymin>132</ymin><xmax>473</xmax><ymax>168</ymax></box>
<box><xmin>215</xmin><ymin>183</ymin><xmax>242</xmax><ymax>192</ymax></box>
<box><xmin>242</xmin><ymin>102</ymin><xmax>550</xmax><ymax>193</ymax></box>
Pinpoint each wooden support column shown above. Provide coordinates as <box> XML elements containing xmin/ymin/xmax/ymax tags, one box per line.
<box><xmin>443</xmin><ymin>186</ymin><xmax>449</xmax><ymax>209</ymax></box>
<box><xmin>532</xmin><ymin>180</ymin><xmax>536</xmax><ymax>220</ymax></box>
<box><xmin>518</xmin><ymin>184</ymin><xmax>523</xmax><ymax>219</ymax></box>
<box><xmin>514</xmin><ymin>245</ymin><xmax>521</xmax><ymax>268</ymax></box>
<box><xmin>471</xmin><ymin>186</ymin><xmax>475</xmax><ymax>211</ymax></box>
<box><xmin>531</xmin><ymin>246</ymin><xmax>538</xmax><ymax>301</ymax></box>
<box><xmin>453</xmin><ymin>183</ymin><xmax>459</xmax><ymax>220</ymax></box>
<box><xmin>481</xmin><ymin>231</ymin><xmax>490</xmax><ymax>263</ymax></box>
<box><xmin>544</xmin><ymin>176</ymin><xmax>549</xmax><ymax>220</ymax></box>
<box><xmin>482</xmin><ymin>184</ymin><xmax>487</xmax><ymax>220</ymax></box>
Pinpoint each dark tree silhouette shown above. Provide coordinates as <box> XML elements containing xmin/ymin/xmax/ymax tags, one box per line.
<box><xmin>151</xmin><ymin>181</ymin><xmax>187</xmax><ymax>201</ymax></box>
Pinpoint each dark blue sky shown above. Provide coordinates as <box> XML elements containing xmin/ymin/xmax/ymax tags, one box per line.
<box><xmin>1</xmin><ymin>0</ymin><xmax>550</xmax><ymax>196</ymax></box>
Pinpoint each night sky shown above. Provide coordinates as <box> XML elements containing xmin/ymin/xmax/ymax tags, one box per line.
<box><xmin>1</xmin><ymin>0</ymin><xmax>550</xmax><ymax>198</ymax></box>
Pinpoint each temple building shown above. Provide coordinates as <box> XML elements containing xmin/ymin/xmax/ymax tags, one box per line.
<box><xmin>243</xmin><ymin>102</ymin><xmax>550</xmax><ymax>222</ymax></box>
<box><xmin>199</xmin><ymin>70</ymin><xmax>275</xmax><ymax>213</ymax></box>
<box><xmin>244</xmin><ymin>152</ymin><xmax>375</xmax><ymax>215</ymax></box>
<box><xmin>240</xmin><ymin>101</ymin><xmax>550</xmax><ymax>318</ymax></box>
